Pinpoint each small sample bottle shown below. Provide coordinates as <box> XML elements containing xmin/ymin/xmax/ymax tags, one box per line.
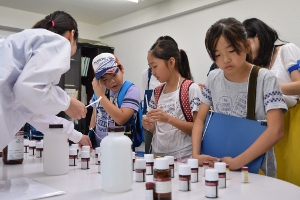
<box><xmin>154</xmin><ymin>158</ymin><xmax>172</xmax><ymax>200</ymax></box>
<box><xmin>81</xmin><ymin>151</ymin><xmax>90</xmax><ymax>170</ymax></box>
<box><xmin>82</xmin><ymin>145</ymin><xmax>90</xmax><ymax>152</ymax></box>
<box><xmin>164</xmin><ymin>156</ymin><xmax>175</xmax><ymax>178</ymax></box>
<box><xmin>36</xmin><ymin>142</ymin><xmax>43</xmax><ymax>158</ymax></box>
<box><xmin>132</xmin><ymin>152</ymin><xmax>136</xmax><ymax>171</ymax></box>
<box><xmin>145</xmin><ymin>182</ymin><xmax>155</xmax><ymax>200</ymax></box>
<box><xmin>226</xmin><ymin>164</ymin><xmax>230</xmax><ymax>180</ymax></box>
<box><xmin>174</xmin><ymin>158</ymin><xmax>178</xmax><ymax>171</ymax></box>
<box><xmin>179</xmin><ymin>164</ymin><xmax>191</xmax><ymax>192</ymax></box>
<box><xmin>145</xmin><ymin>154</ymin><xmax>154</xmax><ymax>175</ymax></box>
<box><xmin>69</xmin><ymin>148</ymin><xmax>77</xmax><ymax>166</ymax></box>
<box><xmin>23</xmin><ymin>139</ymin><xmax>29</xmax><ymax>153</ymax></box>
<box><xmin>205</xmin><ymin>169</ymin><xmax>218</xmax><ymax>198</ymax></box>
<box><xmin>214</xmin><ymin>162</ymin><xmax>226</xmax><ymax>188</ymax></box>
<box><xmin>98</xmin><ymin>153</ymin><xmax>101</xmax><ymax>174</ymax></box>
<box><xmin>2</xmin><ymin>129</ymin><xmax>24</xmax><ymax>165</ymax></box>
<box><xmin>203</xmin><ymin>161</ymin><xmax>209</xmax><ymax>177</ymax></box>
<box><xmin>241</xmin><ymin>166</ymin><xmax>249</xmax><ymax>183</ymax></box>
<box><xmin>187</xmin><ymin>158</ymin><xmax>199</xmax><ymax>183</ymax></box>
<box><xmin>0</xmin><ymin>151</ymin><xmax>2</xmax><ymax>157</ymax></box>
<box><xmin>135</xmin><ymin>159</ymin><xmax>146</xmax><ymax>182</ymax></box>
<box><xmin>95</xmin><ymin>147</ymin><xmax>101</xmax><ymax>165</ymax></box>
<box><xmin>28</xmin><ymin>140</ymin><xmax>36</xmax><ymax>156</ymax></box>
<box><xmin>71</xmin><ymin>143</ymin><xmax>79</xmax><ymax>158</ymax></box>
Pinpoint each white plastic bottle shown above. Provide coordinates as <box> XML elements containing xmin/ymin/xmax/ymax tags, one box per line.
<box><xmin>101</xmin><ymin>126</ymin><xmax>132</xmax><ymax>192</ymax></box>
<box><xmin>43</xmin><ymin>124</ymin><xmax>69</xmax><ymax>175</ymax></box>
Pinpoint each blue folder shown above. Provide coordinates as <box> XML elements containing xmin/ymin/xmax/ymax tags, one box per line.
<box><xmin>201</xmin><ymin>112</ymin><xmax>267</xmax><ymax>173</ymax></box>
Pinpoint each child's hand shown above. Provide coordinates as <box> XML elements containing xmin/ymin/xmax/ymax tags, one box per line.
<box><xmin>221</xmin><ymin>157</ymin><xmax>240</xmax><ymax>170</ymax></box>
<box><xmin>92</xmin><ymin>78</ymin><xmax>105</xmax><ymax>98</ymax></box>
<box><xmin>147</xmin><ymin>109</ymin><xmax>169</xmax><ymax>123</ymax></box>
<box><xmin>78</xmin><ymin>135</ymin><xmax>92</xmax><ymax>150</ymax></box>
<box><xmin>142</xmin><ymin>115</ymin><xmax>155</xmax><ymax>131</ymax></box>
<box><xmin>192</xmin><ymin>154</ymin><xmax>219</xmax><ymax>167</ymax></box>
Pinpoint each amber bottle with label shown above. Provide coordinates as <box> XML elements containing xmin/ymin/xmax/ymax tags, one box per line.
<box><xmin>154</xmin><ymin>158</ymin><xmax>172</xmax><ymax>200</ymax></box>
<box><xmin>3</xmin><ymin>127</ymin><xmax>24</xmax><ymax>164</ymax></box>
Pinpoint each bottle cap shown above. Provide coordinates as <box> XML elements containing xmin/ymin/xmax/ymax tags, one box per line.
<box><xmin>107</xmin><ymin>126</ymin><xmax>125</xmax><ymax>132</ymax></box>
<box><xmin>203</xmin><ymin>161</ymin><xmax>209</xmax><ymax>166</ymax></box>
<box><xmin>205</xmin><ymin>169</ymin><xmax>218</xmax><ymax>181</ymax></box>
<box><xmin>179</xmin><ymin>164</ymin><xmax>191</xmax><ymax>175</ymax></box>
<box><xmin>69</xmin><ymin>148</ymin><xmax>77</xmax><ymax>156</ymax></box>
<box><xmin>98</xmin><ymin>153</ymin><xmax>101</xmax><ymax>161</ymax></box>
<box><xmin>81</xmin><ymin>151</ymin><xmax>90</xmax><ymax>158</ymax></box>
<box><xmin>49</xmin><ymin>124</ymin><xmax>63</xmax><ymax>128</ymax></box>
<box><xmin>82</xmin><ymin>146</ymin><xmax>90</xmax><ymax>152</ymax></box>
<box><xmin>214</xmin><ymin>162</ymin><xmax>226</xmax><ymax>173</ymax></box>
<box><xmin>226</xmin><ymin>164</ymin><xmax>229</xmax><ymax>168</ymax></box>
<box><xmin>23</xmin><ymin>139</ymin><xmax>29</xmax><ymax>146</ymax></box>
<box><xmin>29</xmin><ymin>140</ymin><xmax>36</xmax><ymax>147</ymax></box>
<box><xmin>144</xmin><ymin>154</ymin><xmax>154</xmax><ymax>162</ymax></box>
<box><xmin>71</xmin><ymin>144</ymin><xmax>79</xmax><ymax>149</ymax></box>
<box><xmin>146</xmin><ymin>182</ymin><xmax>155</xmax><ymax>189</ymax></box>
<box><xmin>36</xmin><ymin>142</ymin><xmax>43</xmax><ymax>148</ymax></box>
<box><xmin>241</xmin><ymin>166</ymin><xmax>248</xmax><ymax>171</ymax></box>
<box><xmin>187</xmin><ymin>158</ymin><xmax>198</xmax><ymax>168</ymax></box>
<box><xmin>164</xmin><ymin>156</ymin><xmax>174</xmax><ymax>165</ymax></box>
<box><xmin>135</xmin><ymin>158</ymin><xmax>146</xmax><ymax>169</ymax></box>
<box><xmin>155</xmin><ymin>158</ymin><xmax>169</xmax><ymax>170</ymax></box>
<box><xmin>95</xmin><ymin>147</ymin><xmax>101</xmax><ymax>154</ymax></box>
<box><xmin>132</xmin><ymin>152</ymin><xmax>136</xmax><ymax>159</ymax></box>
<box><xmin>174</xmin><ymin>158</ymin><xmax>177</xmax><ymax>162</ymax></box>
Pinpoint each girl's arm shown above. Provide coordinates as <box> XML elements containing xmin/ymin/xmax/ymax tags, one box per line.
<box><xmin>280</xmin><ymin>70</ymin><xmax>300</xmax><ymax>95</ymax></box>
<box><xmin>142</xmin><ymin>115</ymin><xmax>155</xmax><ymax>133</ymax></box>
<box><xmin>89</xmin><ymin>109</ymin><xmax>96</xmax><ymax>128</ymax></box>
<box><xmin>191</xmin><ymin>103</ymin><xmax>219</xmax><ymax>166</ymax></box>
<box><xmin>222</xmin><ymin>108</ymin><xmax>284</xmax><ymax>170</ymax></box>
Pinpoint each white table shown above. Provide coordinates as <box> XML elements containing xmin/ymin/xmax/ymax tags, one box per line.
<box><xmin>1</xmin><ymin>155</ymin><xmax>300</xmax><ymax>200</ymax></box>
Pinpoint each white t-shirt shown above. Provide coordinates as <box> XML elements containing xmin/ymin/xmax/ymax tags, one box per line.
<box><xmin>148</xmin><ymin>83</ymin><xmax>201</xmax><ymax>158</ymax></box>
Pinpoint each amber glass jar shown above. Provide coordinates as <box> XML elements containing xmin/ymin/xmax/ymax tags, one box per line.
<box><xmin>3</xmin><ymin>128</ymin><xmax>24</xmax><ymax>164</ymax></box>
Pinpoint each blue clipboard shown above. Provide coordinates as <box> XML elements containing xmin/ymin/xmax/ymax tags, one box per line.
<box><xmin>201</xmin><ymin>111</ymin><xmax>267</xmax><ymax>173</ymax></box>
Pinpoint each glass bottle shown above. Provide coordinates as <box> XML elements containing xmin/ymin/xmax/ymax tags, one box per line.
<box><xmin>214</xmin><ymin>162</ymin><xmax>226</xmax><ymax>188</ymax></box>
<box><xmin>154</xmin><ymin>158</ymin><xmax>172</xmax><ymax>200</ymax></box>
<box><xmin>179</xmin><ymin>164</ymin><xmax>191</xmax><ymax>192</ymax></box>
<box><xmin>135</xmin><ymin>158</ymin><xmax>146</xmax><ymax>182</ymax></box>
<box><xmin>69</xmin><ymin>148</ymin><xmax>77</xmax><ymax>166</ymax></box>
<box><xmin>226</xmin><ymin>164</ymin><xmax>230</xmax><ymax>180</ymax></box>
<box><xmin>203</xmin><ymin>161</ymin><xmax>209</xmax><ymax>177</ymax></box>
<box><xmin>145</xmin><ymin>182</ymin><xmax>155</xmax><ymax>200</ymax></box>
<box><xmin>28</xmin><ymin>140</ymin><xmax>36</xmax><ymax>156</ymax></box>
<box><xmin>2</xmin><ymin>128</ymin><xmax>24</xmax><ymax>165</ymax></box>
<box><xmin>145</xmin><ymin>154</ymin><xmax>154</xmax><ymax>175</ymax></box>
<box><xmin>81</xmin><ymin>151</ymin><xmax>90</xmax><ymax>170</ymax></box>
<box><xmin>187</xmin><ymin>158</ymin><xmax>199</xmax><ymax>183</ymax></box>
<box><xmin>36</xmin><ymin>142</ymin><xmax>43</xmax><ymax>158</ymax></box>
<box><xmin>241</xmin><ymin>166</ymin><xmax>249</xmax><ymax>183</ymax></box>
<box><xmin>164</xmin><ymin>156</ymin><xmax>175</xmax><ymax>178</ymax></box>
<box><xmin>205</xmin><ymin>169</ymin><xmax>218</xmax><ymax>198</ymax></box>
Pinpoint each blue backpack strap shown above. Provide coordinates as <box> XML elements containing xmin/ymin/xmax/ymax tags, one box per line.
<box><xmin>93</xmin><ymin>93</ymin><xmax>98</xmax><ymax>101</ymax></box>
<box><xmin>117</xmin><ymin>81</ymin><xmax>133</xmax><ymax>107</ymax></box>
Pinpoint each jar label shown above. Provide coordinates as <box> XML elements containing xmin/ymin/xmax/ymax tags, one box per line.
<box><xmin>145</xmin><ymin>189</ymin><xmax>153</xmax><ymax>200</ymax></box>
<box><xmin>205</xmin><ymin>185</ymin><xmax>218</xmax><ymax>198</ymax></box>
<box><xmin>179</xmin><ymin>180</ymin><xmax>190</xmax><ymax>191</ymax></box>
<box><xmin>154</xmin><ymin>178</ymin><xmax>171</xmax><ymax>193</ymax></box>
<box><xmin>135</xmin><ymin>170</ymin><xmax>146</xmax><ymax>182</ymax></box>
<box><xmin>146</xmin><ymin>165</ymin><xmax>153</xmax><ymax>175</ymax></box>
<box><xmin>7</xmin><ymin>134</ymin><xmax>24</xmax><ymax>160</ymax></box>
<box><xmin>191</xmin><ymin>172</ymin><xmax>198</xmax><ymax>182</ymax></box>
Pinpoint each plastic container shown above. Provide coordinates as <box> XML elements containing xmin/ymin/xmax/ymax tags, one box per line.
<box><xmin>2</xmin><ymin>128</ymin><xmax>24</xmax><ymax>165</ymax></box>
<box><xmin>101</xmin><ymin>126</ymin><xmax>132</xmax><ymax>193</ymax></box>
<box><xmin>43</xmin><ymin>124</ymin><xmax>69</xmax><ymax>176</ymax></box>
<box><xmin>187</xmin><ymin>158</ymin><xmax>199</xmax><ymax>183</ymax></box>
<box><xmin>214</xmin><ymin>162</ymin><xmax>226</xmax><ymax>188</ymax></box>
<box><xmin>179</xmin><ymin>164</ymin><xmax>191</xmax><ymax>191</ymax></box>
<box><xmin>205</xmin><ymin>169</ymin><xmax>218</xmax><ymax>198</ymax></box>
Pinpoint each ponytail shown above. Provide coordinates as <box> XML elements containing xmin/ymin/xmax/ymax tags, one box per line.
<box><xmin>178</xmin><ymin>49</ymin><xmax>193</xmax><ymax>81</ymax></box>
<box><xmin>32</xmin><ymin>11</ymin><xmax>78</xmax><ymax>41</ymax></box>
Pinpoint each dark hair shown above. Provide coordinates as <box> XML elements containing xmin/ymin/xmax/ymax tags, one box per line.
<box><xmin>32</xmin><ymin>11</ymin><xmax>78</xmax><ymax>41</ymax></box>
<box><xmin>156</xmin><ymin>35</ymin><xmax>178</xmax><ymax>46</ymax></box>
<box><xmin>243</xmin><ymin>18</ymin><xmax>286</xmax><ymax>68</ymax></box>
<box><xmin>149</xmin><ymin>40</ymin><xmax>193</xmax><ymax>81</ymax></box>
<box><xmin>205</xmin><ymin>17</ymin><xmax>248</xmax><ymax>62</ymax></box>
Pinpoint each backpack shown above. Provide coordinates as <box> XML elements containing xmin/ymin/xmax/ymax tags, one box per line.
<box><xmin>93</xmin><ymin>81</ymin><xmax>144</xmax><ymax>149</ymax></box>
<box><xmin>154</xmin><ymin>79</ymin><xmax>194</xmax><ymax>122</ymax></box>
<box><xmin>142</xmin><ymin>68</ymin><xmax>153</xmax><ymax>115</ymax></box>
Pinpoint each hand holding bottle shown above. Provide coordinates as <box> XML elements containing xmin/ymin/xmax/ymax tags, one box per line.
<box><xmin>65</xmin><ymin>97</ymin><xmax>87</xmax><ymax>120</ymax></box>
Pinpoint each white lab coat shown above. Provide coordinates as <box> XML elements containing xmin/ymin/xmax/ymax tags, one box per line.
<box><xmin>0</xmin><ymin>29</ymin><xmax>82</xmax><ymax>150</ymax></box>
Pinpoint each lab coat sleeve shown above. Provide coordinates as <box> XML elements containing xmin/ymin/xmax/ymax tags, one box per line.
<box><xmin>27</xmin><ymin>114</ymin><xmax>82</xmax><ymax>143</ymax></box>
<box><xmin>14</xmin><ymin>34</ymin><xmax>71</xmax><ymax>115</ymax></box>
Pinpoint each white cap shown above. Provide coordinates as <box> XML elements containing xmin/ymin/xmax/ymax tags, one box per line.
<box><xmin>95</xmin><ymin>147</ymin><xmax>101</xmax><ymax>154</ymax></box>
<box><xmin>82</xmin><ymin>146</ymin><xmax>90</xmax><ymax>152</ymax></box>
<box><xmin>179</xmin><ymin>164</ymin><xmax>191</xmax><ymax>175</ymax></box>
<box><xmin>135</xmin><ymin>159</ymin><xmax>146</xmax><ymax>169</ymax></box>
<box><xmin>36</xmin><ymin>142</ymin><xmax>43</xmax><ymax>148</ymax></box>
<box><xmin>40</xmin><ymin>139</ymin><xmax>43</xmax><ymax>143</ymax></box>
<box><xmin>144</xmin><ymin>154</ymin><xmax>154</xmax><ymax>162</ymax></box>
<box><xmin>155</xmin><ymin>158</ymin><xmax>169</xmax><ymax>170</ymax></box>
<box><xmin>69</xmin><ymin>148</ymin><xmax>77</xmax><ymax>156</ymax></box>
<box><xmin>164</xmin><ymin>156</ymin><xmax>174</xmax><ymax>165</ymax></box>
<box><xmin>187</xmin><ymin>158</ymin><xmax>198</xmax><ymax>168</ymax></box>
<box><xmin>71</xmin><ymin>144</ymin><xmax>79</xmax><ymax>149</ymax></box>
<box><xmin>132</xmin><ymin>152</ymin><xmax>136</xmax><ymax>159</ymax></box>
<box><xmin>81</xmin><ymin>151</ymin><xmax>90</xmax><ymax>158</ymax></box>
<box><xmin>98</xmin><ymin>153</ymin><xmax>101</xmax><ymax>161</ymax></box>
<box><xmin>29</xmin><ymin>140</ymin><xmax>36</xmax><ymax>147</ymax></box>
<box><xmin>205</xmin><ymin>169</ymin><xmax>218</xmax><ymax>181</ymax></box>
<box><xmin>214</xmin><ymin>162</ymin><xmax>226</xmax><ymax>173</ymax></box>
<box><xmin>23</xmin><ymin>139</ymin><xmax>29</xmax><ymax>145</ymax></box>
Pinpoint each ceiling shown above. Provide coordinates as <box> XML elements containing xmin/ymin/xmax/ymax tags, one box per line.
<box><xmin>0</xmin><ymin>0</ymin><xmax>169</xmax><ymax>25</ymax></box>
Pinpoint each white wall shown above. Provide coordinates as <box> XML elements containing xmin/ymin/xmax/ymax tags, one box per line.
<box><xmin>100</xmin><ymin>0</ymin><xmax>300</xmax><ymax>94</ymax></box>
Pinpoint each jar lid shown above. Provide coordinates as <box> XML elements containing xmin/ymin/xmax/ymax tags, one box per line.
<box><xmin>135</xmin><ymin>158</ymin><xmax>146</xmax><ymax>169</ymax></box>
<box><xmin>107</xmin><ymin>126</ymin><xmax>125</xmax><ymax>132</ymax></box>
<box><xmin>95</xmin><ymin>147</ymin><xmax>101</xmax><ymax>153</ymax></box>
<box><xmin>82</xmin><ymin>146</ymin><xmax>90</xmax><ymax>152</ymax></box>
<box><xmin>98</xmin><ymin>153</ymin><xmax>101</xmax><ymax>161</ymax></box>
<box><xmin>69</xmin><ymin>148</ymin><xmax>77</xmax><ymax>155</ymax></box>
<box><xmin>145</xmin><ymin>182</ymin><xmax>155</xmax><ymax>189</ymax></box>
<box><xmin>49</xmin><ymin>124</ymin><xmax>63</xmax><ymax>128</ymax></box>
<box><xmin>187</xmin><ymin>158</ymin><xmax>198</xmax><ymax>168</ymax></box>
<box><xmin>179</xmin><ymin>164</ymin><xmax>191</xmax><ymax>175</ymax></box>
<box><xmin>203</xmin><ymin>161</ymin><xmax>209</xmax><ymax>166</ymax></box>
<box><xmin>36</xmin><ymin>142</ymin><xmax>43</xmax><ymax>148</ymax></box>
<box><xmin>144</xmin><ymin>154</ymin><xmax>154</xmax><ymax>162</ymax></box>
<box><xmin>71</xmin><ymin>144</ymin><xmax>79</xmax><ymax>149</ymax></box>
<box><xmin>205</xmin><ymin>169</ymin><xmax>218</xmax><ymax>181</ymax></box>
<box><xmin>155</xmin><ymin>158</ymin><xmax>169</xmax><ymax>170</ymax></box>
<box><xmin>241</xmin><ymin>166</ymin><xmax>248</xmax><ymax>171</ymax></box>
<box><xmin>226</xmin><ymin>164</ymin><xmax>229</xmax><ymax>168</ymax></box>
<box><xmin>81</xmin><ymin>151</ymin><xmax>90</xmax><ymax>158</ymax></box>
<box><xmin>164</xmin><ymin>156</ymin><xmax>174</xmax><ymax>165</ymax></box>
<box><xmin>29</xmin><ymin>140</ymin><xmax>36</xmax><ymax>147</ymax></box>
<box><xmin>214</xmin><ymin>162</ymin><xmax>226</xmax><ymax>173</ymax></box>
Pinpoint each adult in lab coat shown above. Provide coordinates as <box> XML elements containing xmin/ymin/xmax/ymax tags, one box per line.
<box><xmin>0</xmin><ymin>11</ymin><xmax>91</xmax><ymax>150</ymax></box>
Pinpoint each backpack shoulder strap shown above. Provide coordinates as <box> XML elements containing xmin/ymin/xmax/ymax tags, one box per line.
<box><xmin>246</xmin><ymin>65</ymin><xmax>260</xmax><ymax>120</ymax></box>
<box><xmin>179</xmin><ymin>79</ymin><xmax>194</xmax><ymax>122</ymax></box>
<box><xmin>154</xmin><ymin>83</ymin><xmax>166</xmax><ymax>106</ymax></box>
<box><xmin>117</xmin><ymin>81</ymin><xmax>134</xmax><ymax>108</ymax></box>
